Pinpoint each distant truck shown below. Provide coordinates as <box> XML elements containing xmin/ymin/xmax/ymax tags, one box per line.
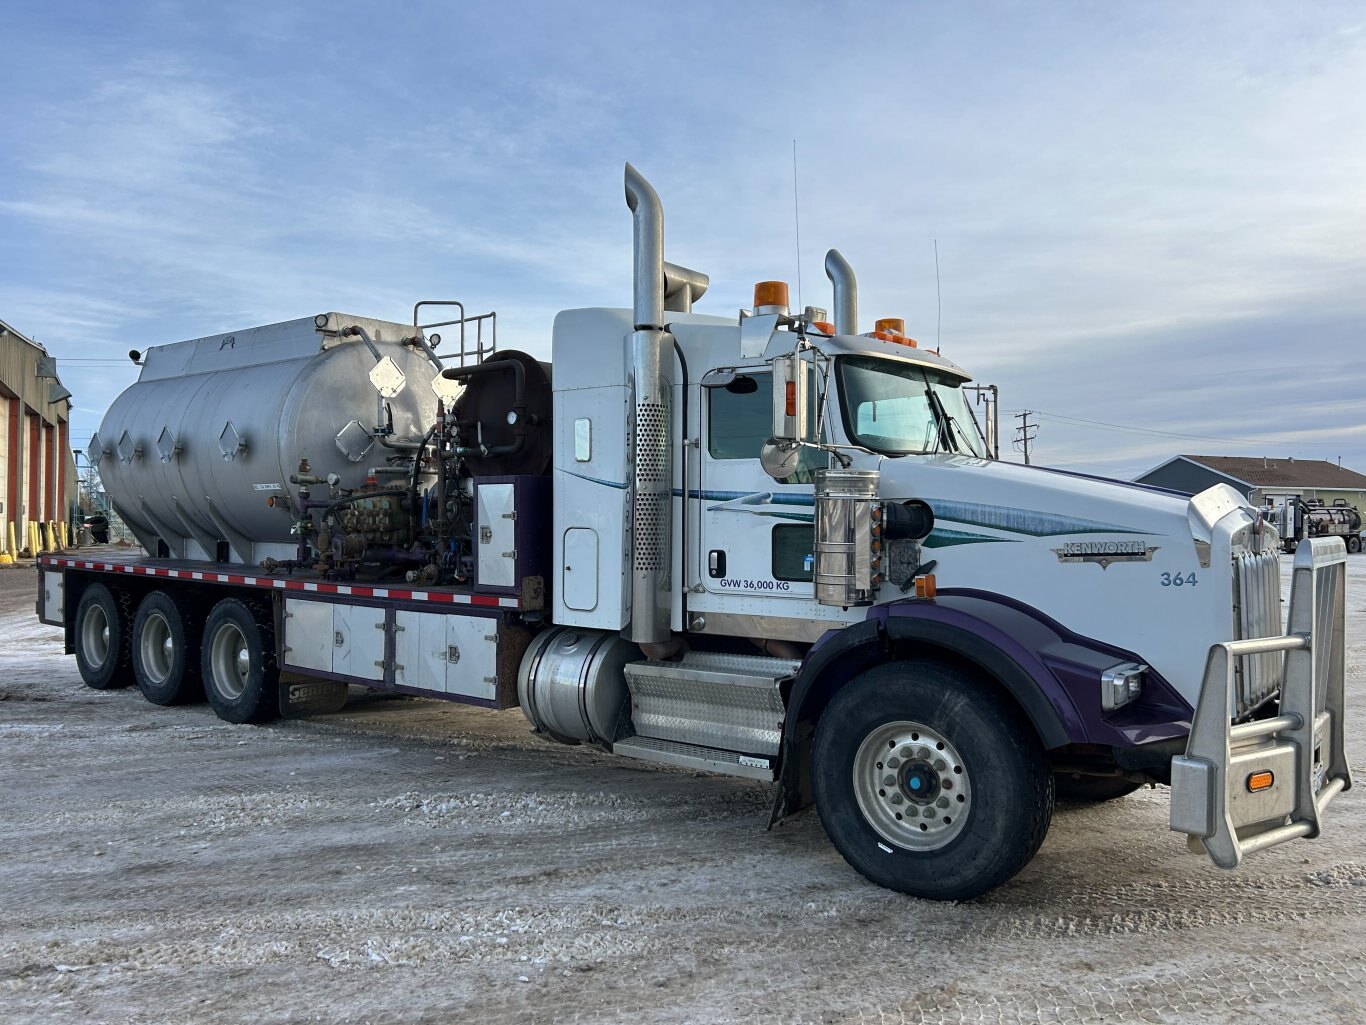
<box><xmin>1264</xmin><ymin>498</ymin><xmax>1363</xmax><ymax>554</ymax></box>
<box><xmin>34</xmin><ymin>165</ymin><xmax>1353</xmax><ymax>901</ymax></box>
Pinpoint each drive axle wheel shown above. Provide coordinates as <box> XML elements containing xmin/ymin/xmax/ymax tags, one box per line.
<box><xmin>202</xmin><ymin>598</ymin><xmax>279</xmax><ymax>724</ymax></box>
<box><xmin>1347</xmin><ymin>535</ymin><xmax>1362</xmax><ymax>555</ymax></box>
<box><xmin>812</xmin><ymin>660</ymin><xmax>1054</xmax><ymax>901</ymax></box>
<box><xmin>74</xmin><ymin>583</ymin><xmax>132</xmax><ymax>690</ymax></box>
<box><xmin>132</xmin><ymin>591</ymin><xmax>202</xmax><ymax>705</ymax></box>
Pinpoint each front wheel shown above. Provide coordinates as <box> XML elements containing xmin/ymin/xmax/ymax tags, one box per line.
<box><xmin>1347</xmin><ymin>535</ymin><xmax>1362</xmax><ymax>555</ymax></box>
<box><xmin>201</xmin><ymin>598</ymin><xmax>279</xmax><ymax>724</ymax></box>
<box><xmin>812</xmin><ymin>660</ymin><xmax>1054</xmax><ymax>901</ymax></box>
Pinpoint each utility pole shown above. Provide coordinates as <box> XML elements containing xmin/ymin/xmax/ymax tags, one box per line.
<box><xmin>1013</xmin><ymin>411</ymin><xmax>1037</xmax><ymax>465</ymax></box>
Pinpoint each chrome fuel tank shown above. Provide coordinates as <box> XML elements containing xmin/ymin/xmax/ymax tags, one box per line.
<box><xmin>91</xmin><ymin>313</ymin><xmax>437</xmax><ymax>563</ymax></box>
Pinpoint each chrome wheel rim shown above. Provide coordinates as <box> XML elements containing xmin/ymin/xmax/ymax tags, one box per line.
<box><xmin>209</xmin><ymin>623</ymin><xmax>250</xmax><ymax>700</ymax></box>
<box><xmin>852</xmin><ymin>720</ymin><xmax>972</xmax><ymax>851</ymax></box>
<box><xmin>81</xmin><ymin>604</ymin><xmax>111</xmax><ymax>669</ymax></box>
<box><xmin>139</xmin><ymin>612</ymin><xmax>174</xmax><ymax>684</ymax></box>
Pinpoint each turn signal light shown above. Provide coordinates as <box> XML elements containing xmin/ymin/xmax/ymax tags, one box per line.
<box><xmin>785</xmin><ymin>380</ymin><xmax>797</xmax><ymax>416</ymax></box>
<box><xmin>914</xmin><ymin>574</ymin><xmax>937</xmax><ymax>599</ymax></box>
<box><xmin>1247</xmin><ymin>771</ymin><xmax>1275</xmax><ymax>792</ymax></box>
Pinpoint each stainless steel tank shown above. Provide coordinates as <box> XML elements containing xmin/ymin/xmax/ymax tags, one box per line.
<box><xmin>91</xmin><ymin>313</ymin><xmax>437</xmax><ymax>563</ymax></box>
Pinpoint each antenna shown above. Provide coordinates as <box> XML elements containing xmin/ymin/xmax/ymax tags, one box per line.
<box><xmin>793</xmin><ymin>139</ymin><xmax>802</xmax><ymax>310</ymax></box>
<box><xmin>934</xmin><ymin>238</ymin><xmax>942</xmax><ymax>351</ymax></box>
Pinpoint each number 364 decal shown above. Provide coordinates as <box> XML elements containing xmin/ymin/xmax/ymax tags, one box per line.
<box><xmin>1160</xmin><ymin>572</ymin><xmax>1197</xmax><ymax>587</ymax></box>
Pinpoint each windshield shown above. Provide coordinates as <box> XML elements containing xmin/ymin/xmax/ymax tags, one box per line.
<box><xmin>836</xmin><ymin>355</ymin><xmax>988</xmax><ymax>457</ymax></box>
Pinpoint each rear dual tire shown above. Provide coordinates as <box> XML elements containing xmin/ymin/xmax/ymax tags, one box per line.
<box><xmin>74</xmin><ymin>583</ymin><xmax>132</xmax><ymax>690</ymax></box>
<box><xmin>131</xmin><ymin>591</ymin><xmax>202</xmax><ymax>705</ymax></box>
<box><xmin>201</xmin><ymin>598</ymin><xmax>279</xmax><ymax>724</ymax></box>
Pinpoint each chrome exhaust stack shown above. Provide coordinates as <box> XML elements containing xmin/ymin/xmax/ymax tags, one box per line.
<box><xmin>824</xmin><ymin>249</ymin><xmax>859</xmax><ymax>335</ymax></box>
<box><xmin>624</xmin><ymin>163</ymin><xmax>674</xmax><ymax>645</ymax></box>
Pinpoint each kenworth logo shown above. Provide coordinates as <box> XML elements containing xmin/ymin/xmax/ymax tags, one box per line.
<box><xmin>1053</xmin><ymin>539</ymin><xmax>1159</xmax><ymax>568</ymax></box>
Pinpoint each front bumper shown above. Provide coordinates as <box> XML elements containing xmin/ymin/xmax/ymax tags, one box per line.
<box><xmin>1170</xmin><ymin>537</ymin><xmax>1352</xmax><ymax>867</ymax></box>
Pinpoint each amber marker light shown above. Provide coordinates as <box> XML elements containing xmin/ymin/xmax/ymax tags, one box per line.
<box><xmin>754</xmin><ymin>280</ymin><xmax>790</xmax><ymax>311</ymax></box>
<box><xmin>1247</xmin><ymin>771</ymin><xmax>1275</xmax><ymax>793</ymax></box>
<box><xmin>785</xmin><ymin>380</ymin><xmax>797</xmax><ymax>417</ymax></box>
<box><xmin>914</xmin><ymin>574</ymin><xmax>938</xmax><ymax>599</ymax></box>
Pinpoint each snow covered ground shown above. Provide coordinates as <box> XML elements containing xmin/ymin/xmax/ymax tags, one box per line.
<box><xmin>1</xmin><ymin>556</ymin><xmax>1363</xmax><ymax>1024</ymax></box>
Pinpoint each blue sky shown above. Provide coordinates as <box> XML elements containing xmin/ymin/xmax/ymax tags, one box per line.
<box><xmin>3</xmin><ymin>2</ymin><xmax>1364</xmax><ymax>479</ymax></box>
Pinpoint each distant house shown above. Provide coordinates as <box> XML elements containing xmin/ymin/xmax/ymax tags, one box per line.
<box><xmin>1135</xmin><ymin>455</ymin><xmax>1366</xmax><ymax>509</ymax></box>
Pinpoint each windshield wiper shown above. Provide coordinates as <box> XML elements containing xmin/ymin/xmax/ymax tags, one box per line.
<box><xmin>923</xmin><ymin>386</ymin><xmax>957</xmax><ymax>454</ymax></box>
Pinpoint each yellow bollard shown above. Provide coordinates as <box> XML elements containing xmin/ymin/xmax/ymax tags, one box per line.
<box><xmin>59</xmin><ymin>522</ymin><xmax>69</xmax><ymax>548</ymax></box>
<box><xmin>5</xmin><ymin>521</ymin><xmax>14</xmax><ymax>556</ymax></box>
<box><xmin>27</xmin><ymin>522</ymin><xmax>38</xmax><ymax>556</ymax></box>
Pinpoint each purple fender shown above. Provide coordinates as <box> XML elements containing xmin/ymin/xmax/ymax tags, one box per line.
<box><xmin>771</xmin><ymin>588</ymin><xmax>1193</xmax><ymax>822</ymax></box>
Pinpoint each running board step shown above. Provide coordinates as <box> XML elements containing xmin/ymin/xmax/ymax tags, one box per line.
<box><xmin>611</xmin><ymin>736</ymin><xmax>776</xmax><ymax>781</ymax></box>
<box><xmin>622</xmin><ymin>651</ymin><xmax>800</xmax><ymax>757</ymax></box>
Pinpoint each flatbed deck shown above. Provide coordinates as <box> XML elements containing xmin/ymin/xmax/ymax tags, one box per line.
<box><xmin>37</xmin><ymin>550</ymin><xmax>524</xmax><ymax>610</ymax></box>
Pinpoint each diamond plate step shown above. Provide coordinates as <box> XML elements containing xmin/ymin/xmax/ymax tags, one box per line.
<box><xmin>622</xmin><ymin>651</ymin><xmax>800</xmax><ymax>757</ymax></box>
<box><xmin>611</xmin><ymin>736</ymin><xmax>776</xmax><ymax>781</ymax></box>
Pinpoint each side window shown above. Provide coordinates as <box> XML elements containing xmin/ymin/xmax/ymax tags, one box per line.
<box><xmin>708</xmin><ymin>375</ymin><xmax>773</xmax><ymax>459</ymax></box>
<box><xmin>707</xmin><ymin>373</ymin><xmax>827</xmax><ymax>483</ymax></box>
<box><xmin>772</xmin><ymin>523</ymin><xmax>815</xmax><ymax>581</ymax></box>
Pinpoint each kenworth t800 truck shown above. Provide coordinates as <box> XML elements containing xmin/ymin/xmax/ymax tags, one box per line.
<box><xmin>36</xmin><ymin>165</ymin><xmax>1351</xmax><ymax>900</ymax></box>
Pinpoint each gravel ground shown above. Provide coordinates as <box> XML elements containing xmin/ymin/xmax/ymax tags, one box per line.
<box><xmin>1</xmin><ymin>556</ymin><xmax>1363</xmax><ymax>1024</ymax></box>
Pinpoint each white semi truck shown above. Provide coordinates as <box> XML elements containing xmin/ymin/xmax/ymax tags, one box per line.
<box><xmin>36</xmin><ymin>166</ymin><xmax>1352</xmax><ymax>900</ymax></box>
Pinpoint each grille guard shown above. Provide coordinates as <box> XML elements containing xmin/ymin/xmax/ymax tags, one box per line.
<box><xmin>1170</xmin><ymin>537</ymin><xmax>1352</xmax><ymax>868</ymax></box>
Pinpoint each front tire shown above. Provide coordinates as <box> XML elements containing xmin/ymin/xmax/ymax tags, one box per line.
<box><xmin>74</xmin><ymin>583</ymin><xmax>132</xmax><ymax>690</ymax></box>
<box><xmin>1347</xmin><ymin>535</ymin><xmax>1362</xmax><ymax>554</ymax></box>
<box><xmin>132</xmin><ymin>591</ymin><xmax>202</xmax><ymax>705</ymax></box>
<box><xmin>812</xmin><ymin>660</ymin><xmax>1053</xmax><ymax>901</ymax></box>
<box><xmin>201</xmin><ymin>598</ymin><xmax>279</xmax><ymax>724</ymax></box>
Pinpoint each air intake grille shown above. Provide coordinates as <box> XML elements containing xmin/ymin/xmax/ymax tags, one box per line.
<box><xmin>632</xmin><ymin>400</ymin><xmax>669</xmax><ymax>573</ymax></box>
<box><xmin>1233</xmin><ymin>548</ymin><xmax>1283</xmax><ymax>716</ymax></box>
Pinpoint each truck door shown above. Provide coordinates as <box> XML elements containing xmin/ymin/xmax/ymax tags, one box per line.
<box><xmin>691</xmin><ymin>370</ymin><xmax>828</xmax><ymax>615</ymax></box>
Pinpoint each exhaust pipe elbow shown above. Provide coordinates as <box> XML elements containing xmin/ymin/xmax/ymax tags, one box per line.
<box><xmin>824</xmin><ymin>249</ymin><xmax>859</xmax><ymax>336</ymax></box>
<box><xmin>624</xmin><ymin>163</ymin><xmax>665</xmax><ymax>330</ymax></box>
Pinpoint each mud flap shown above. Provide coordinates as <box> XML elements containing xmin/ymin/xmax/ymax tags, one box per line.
<box><xmin>279</xmin><ymin>675</ymin><xmax>349</xmax><ymax>718</ymax></box>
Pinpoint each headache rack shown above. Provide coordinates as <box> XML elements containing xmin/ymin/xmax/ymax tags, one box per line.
<box><xmin>1171</xmin><ymin>537</ymin><xmax>1352</xmax><ymax>868</ymax></box>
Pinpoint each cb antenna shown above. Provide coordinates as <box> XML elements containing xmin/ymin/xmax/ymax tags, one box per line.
<box><xmin>793</xmin><ymin>139</ymin><xmax>802</xmax><ymax>310</ymax></box>
<box><xmin>934</xmin><ymin>238</ymin><xmax>942</xmax><ymax>351</ymax></box>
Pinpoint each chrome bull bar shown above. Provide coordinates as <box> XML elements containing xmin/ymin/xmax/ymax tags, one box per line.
<box><xmin>1171</xmin><ymin>537</ymin><xmax>1352</xmax><ymax>868</ymax></box>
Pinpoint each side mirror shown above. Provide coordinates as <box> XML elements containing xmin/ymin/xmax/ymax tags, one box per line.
<box><xmin>771</xmin><ymin>352</ymin><xmax>818</xmax><ymax>444</ymax></box>
<box><xmin>760</xmin><ymin>439</ymin><xmax>803</xmax><ymax>481</ymax></box>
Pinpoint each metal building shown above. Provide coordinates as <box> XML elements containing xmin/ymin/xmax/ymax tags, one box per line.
<box><xmin>0</xmin><ymin>317</ymin><xmax>79</xmax><ymax>556</ymax></box>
